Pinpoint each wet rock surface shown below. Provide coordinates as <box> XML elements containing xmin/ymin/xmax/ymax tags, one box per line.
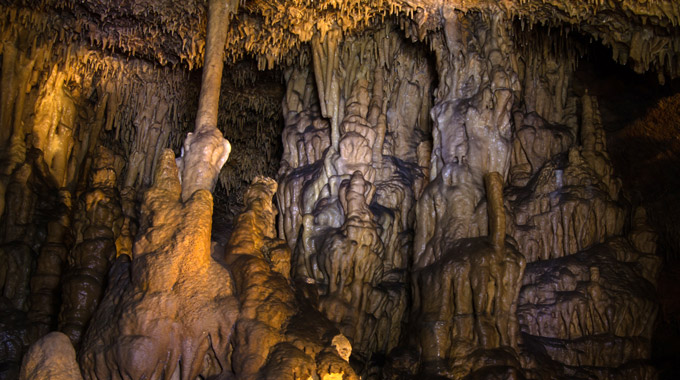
<box><xmin>0</xmin><ymin>0</ymin><xmax>678</xmax><ymax>379</ymax></box>
<box><xmin>79</xmin><ymin>151</ymin><xmax>239</xmax><ymax>379</ymax></box>
<box><xmin>19</xmin><ymin>332</ymin><xmax>83</xmax><ymax>380</ymax></box>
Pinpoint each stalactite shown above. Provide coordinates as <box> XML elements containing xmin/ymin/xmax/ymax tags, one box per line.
<box><xmin>177</xmin><ymin>0</ymin><xmax>234</xmax><ymax>201</ymax></box>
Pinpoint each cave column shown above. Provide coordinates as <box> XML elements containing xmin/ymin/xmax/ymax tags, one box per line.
<box><xmin>408</xmin><ymin>9</ymin><xmax>526</xmax><ymax>377</ymax></box>
<box><xmin>177</xmin><ymin>0</ymin><xmax>236</xmax><ymax>200</ymax></box>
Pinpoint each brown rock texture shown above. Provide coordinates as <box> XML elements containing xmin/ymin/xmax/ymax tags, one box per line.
<box><xmin>0</xmin><ymin>165</ymin><xmax>35</xmax><ymax>313</ymax></box>
<box><xmin>277</xmin><ymin>23</ymin><xmax>433</xmax><ymax>361</ymax></box>
<box><xmin>518</xmin><ymin>241</ymin><xmax>659</xmax><ymax>362</ymax></box>
<box><xmin>225</xmin><ymin>176</ymin><xmax>357</xmax><ymax>379</ymax></box>
<box><xmin>79</xmin><ymin>151</ymin><xmax>239</xmax><ymax>379</ymax></box>
<box><xmin>19</xmin><ymin>332</ymin><xmax>83</xmax><ymax>380</ymax></box>
<box><xmin>59</xmin><ymin>147</ymin><xmax>123</xmax><ymax>347</ymax></box>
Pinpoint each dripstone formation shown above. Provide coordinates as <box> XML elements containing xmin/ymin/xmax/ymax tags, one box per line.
<box><xmin>0</xmin><ymin>0</ymin><xmax>679</xmax><ymax>379</ymax></box>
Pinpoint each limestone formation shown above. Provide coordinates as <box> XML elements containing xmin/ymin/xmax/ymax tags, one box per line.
<box><xmin>410</xmin><ymin>172</ymin><xmax>526</xmax><ymax>377</ymax></box>
<box><xmin>278</xmin><ymin>24</ymin><xmax>433</xmax><ymax>361</ymax></box>
<box><xmin>0</xmin><ymin>163</ymin><xmax>36</xmax><ymax>312</ymax></box>
<box><xmin>19</xmin><ymin>332</ymin><xmax>82</xmax><ymax>380</ymax></box>
<box><xmin>28</xmin><ymin>205</ymin><xmax>71</xmax><ymax>339</ymax></box>
<box><xmin>413</xmin><ymin>10</ymin><xmax>521</xmax><ymax>270</ymax></box>
<box><xmin>59</xmin><ymin>147</ymin><xmax>123</xmax><ymax>347</ymax></box>
<box><xmin>0</xmin><ymin>0</ymin><xmax>678</xmax><ymax>379</ymax></box>
<box><xmin>176</xmin><ymin>0</ymin><xmax>234</xmax><ymax>200</ymax></box>
<box><xmin>79</xmin><ymin>151</ymin><xmax>239</xmax><ymax>379</ymax></box>
<box><xmin>224</xmin><ymin>176</ymin><xmax>357</xmax><ymax>379</ymax></box>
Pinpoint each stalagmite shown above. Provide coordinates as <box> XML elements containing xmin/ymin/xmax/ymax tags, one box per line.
<box><xmin>413</xmin><ymin>10</ymin><xmax>521</xmax><ymax>274</ymax></box>
<box><xmin>224</xmin><ymin>176</ymin><xmax>357</xmax><ymax>379</ymax></box>
<box><xmin>410</xmin><ymin>170</ymin><xmax>525</xmax><ymax>377</ymax></box>
<box><xmin>19</xmin><ymin>332</ymin><xmax>82</xmax><ymax>380</ymax></box>
<box><xmin>58</xmin><ymin>147</ymin><xmax>123</xmax><ymax>347</ymax></box>
<box><xmin>79</xmin><ymin>151</ymin><xmax>239</xmax><ymax>380</ymax></box>
<box><xmin>28</xmin><ymin>199</ymin><xmax>71</xmax><ymax>339</ymax></box>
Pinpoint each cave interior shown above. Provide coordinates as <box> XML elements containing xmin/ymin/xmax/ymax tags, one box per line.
<box><xmin>1</xmin><ymin>0</ymin><xmax>680</xmax><ymax>379</ymax></box>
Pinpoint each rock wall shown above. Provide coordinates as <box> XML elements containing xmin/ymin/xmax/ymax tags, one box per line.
<box><xmin>277</xmin><ymin>23</ymin><xmax>434</xmax><ymax>361</ymax></box>
<box><xmin>272</xmin><ymin>9</ymin><xmax>665</xmax><ymax>379</ymax></box>
<box><xmin>413</xmin><ymin>9</ymin><xmax>521</xmax><ymax>269</ymax></box>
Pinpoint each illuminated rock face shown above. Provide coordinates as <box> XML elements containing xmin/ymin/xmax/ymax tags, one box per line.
<box><xmin>79</xmin><ymin>151</ymin><xmax>240</xmax><ymax>379</ymax></box>
<box><xmin>277</xmin><ymin>24</ymin><xmax>433</xmax><ymax>360</ymax></box>
<box><xmin>225</xmin><ymin>176</ymin><xmax>357</xmax><ymax>379</ymax></box>
<box><xmin>0</xmin><ymin>0</ymin><xmax>678</xmax><ymax>379</ymax></box>
<box><xmin>58</xmin><ymin>147</ymin><xmax>123</xmax><ymax>348</ymax></box>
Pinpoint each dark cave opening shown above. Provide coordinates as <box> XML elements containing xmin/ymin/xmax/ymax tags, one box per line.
<box><xmin>572</xmin><ymin>38</ymin><xmax>680</xmax><ymax>380</ymax></box>
<box><xmin>210</xmin><ymin>60</ymin><xmax>285</xmax><ymax>244</ymax></box>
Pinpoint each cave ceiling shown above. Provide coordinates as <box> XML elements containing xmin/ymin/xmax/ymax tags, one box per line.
<box><xmin>4</xmin><ymin>0</ymin><xmax>680</xmax><ymax>78</ymax></box>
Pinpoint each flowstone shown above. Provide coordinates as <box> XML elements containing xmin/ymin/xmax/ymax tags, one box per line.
<box><xmin>277</xmin><ymin>23</ymin><xmax>433</xmax><ymax>361</ymax></box>
<box><xmin>79</xmin><ymin>151</ymin><xmax>239</xmax><ymax>379</ymax></box>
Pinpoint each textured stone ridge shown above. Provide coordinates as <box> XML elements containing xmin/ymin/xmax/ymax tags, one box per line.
<box><xmin>225</xmin><ymin>176</ymin><xmax>357</xmax><ymax>379</ymax></box>
<box><xmin>19</xmin><ymin>332</ymin><xmax>83</xmax><ymax>380</ymax></box>
<box><xmin>79</xmin><ymin>150</ymin><xmax>239</xmax><ymax>379</ymax></box>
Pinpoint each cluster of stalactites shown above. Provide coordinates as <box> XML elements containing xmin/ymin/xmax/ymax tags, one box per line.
<box><xmin>0</xmin><ymin>15</ymin><xmax>200</xmax><ymax>200</ymax></box>
<box><xmin>1</xmin><ymin>1</ymin><xmax>207</xmax><ymax>68</ymax></box>
<box><xmin>4</xmin><ymin>0</ymin><xmax>680</xmax><ymax>84</ymax></box>
<box><xmin>216</xmin><ymin>63</ymin><xmax>283</xmax><ymax>201</ymax></box>
<box><xmin>510</xmin><ymin>0</ymin><xmax>680</xmax><ymax>82</ymax></box>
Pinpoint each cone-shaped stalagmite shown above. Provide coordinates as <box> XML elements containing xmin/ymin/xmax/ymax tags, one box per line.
<box><xmin>79</xmin><ymin>151</ymin><xmax>239</xmax><ymax>379</ymax></box>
